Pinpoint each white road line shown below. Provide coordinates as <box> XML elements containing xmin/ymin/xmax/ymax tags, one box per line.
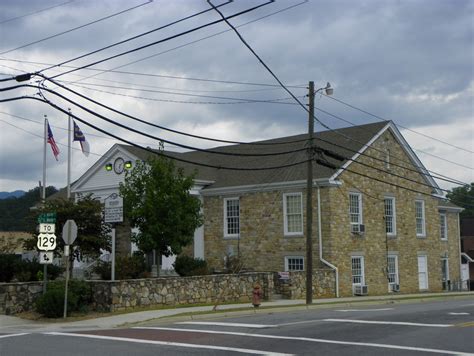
<box><xmin>177</xmin><ymin>322</ymin><xmax>277</xmax><ymax>328</ymax></box>
<box><xmin>0</xmin><ymin>333</ymin><xmax>30</xmax><ymax>339</ymax></box>
<box><xmin>449</xmin><ymin>312</ymin><xmax>470</xmax><ymax>315</ymax></box>
<box><xmin>44</xmin><ymin>331</ymin><xmax>293</xmax><ymax>356</ymax></box>
<box><xmin>336</xmin><ymin>308</ymin><xmax>394</xmax><ymax>312</ymax></box>
<box><xmin>134</xmin><ymin>327</ymin><xmax>474</xmax><ymax>355</ymax></box>
<box><xmin>323</xmin><ymin>318</ymin><xmax>452</xmax><ymax>327</ymax></box>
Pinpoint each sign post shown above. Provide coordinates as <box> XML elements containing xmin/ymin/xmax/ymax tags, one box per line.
<box><xmin>37</xmin><ymin>216</ymin><xmax>57</xmax><ymax>294</ymax></box>
<box><xmin>104</xmin><ymin>194</ymin><xmax>123</xmax><ymax>282</ymax></box>
<box><xmin>62</xmin><ymin>219</ymin><xmax>78</xmax><ymax>319</ymax></box>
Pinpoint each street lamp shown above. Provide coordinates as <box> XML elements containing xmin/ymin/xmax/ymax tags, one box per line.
<box><xmin>306</xmin><ymin>81</ymin><xmax>333</xmax><ymax>305</ymax></box>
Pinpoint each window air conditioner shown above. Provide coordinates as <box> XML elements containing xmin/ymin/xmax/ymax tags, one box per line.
<box><xmin>353</xmin><ymin>285</ymin><xmax>368</xmax><ymax>296</ymax></box>
<box><xmin>351</xmin><ymin>224</ymin><xmax>365</xmax><ymax>234</ymax></box>
<box><xmin>391</xmin><ymin>283</ymin><xmax>400</xmax><ymax>292</ymax></box>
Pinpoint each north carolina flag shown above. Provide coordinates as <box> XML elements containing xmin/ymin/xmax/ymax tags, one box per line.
<box><xmin>47</xmin><ymin>123</ymin><xmax>60</xmax><ymax>161</ymax></box>
<box><xmin>73</xmin><ymin>121</ymin><xmax>90</xmax><ymax>157</ymax></box>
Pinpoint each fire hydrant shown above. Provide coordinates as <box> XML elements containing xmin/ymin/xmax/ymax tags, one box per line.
<box><xmin>252</xmin><ymin>283</ymin><xmax>262</xmax><ymax>308</ymax></box>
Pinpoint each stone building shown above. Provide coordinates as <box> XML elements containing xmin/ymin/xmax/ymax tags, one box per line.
<box><xmin>72</xmin><ymin>121</ymin><xmax>462</xmax><ymax>296</ymax></box>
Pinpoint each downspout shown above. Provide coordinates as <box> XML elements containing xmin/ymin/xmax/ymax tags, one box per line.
<box><xmin>317</xmin><ymin>185</ymin><xmax>339</xmax><ymax>298</ymax></box>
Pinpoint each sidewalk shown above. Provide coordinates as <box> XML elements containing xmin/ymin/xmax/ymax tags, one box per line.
<box><xmin>1</xmin><ymin>291</ymin><xmax>472</xmax><ymax>333</ymax></box>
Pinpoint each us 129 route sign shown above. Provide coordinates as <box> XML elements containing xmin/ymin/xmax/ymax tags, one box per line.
<box><xmin>37</xmin><ymin>233</ymin><xmax>57</xmax><ymax>251</ymax></box>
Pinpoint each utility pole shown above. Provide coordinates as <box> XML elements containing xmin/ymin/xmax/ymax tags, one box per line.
<box><xmin>306</xmin><ymin>81</ymin><xmax>315</xmax><ymax>305</ymax></box>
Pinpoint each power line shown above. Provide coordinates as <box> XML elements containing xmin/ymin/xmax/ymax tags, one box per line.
<box><xmin>67</xmin><ymin>0</ymin><xmax>309</xmax><ymax>85</ymax></box>
<box><xmin>323</xmin><ymin>94</ymin><xmax>474</xmax><ymax>154</ymax></box>
<box><xmin>0</xmin><ymin>0</ymin><xmax>74</xmax><ymax>25</ymax></box>
<box><xmin>0</xmin><ymin>1</ymin><xmax>153</xmax><ymax>56</ymax></box>
<box><xmin>38</xmin><ymin>1</ymin><xmax>232</xmax><ymax>73</ymax></box>
<box><xmin>45</xmin><ymin>1</ymin><xmax>274</xmax><ymax>80</ymax></box>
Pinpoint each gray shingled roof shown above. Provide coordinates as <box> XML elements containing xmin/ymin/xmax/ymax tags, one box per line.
<box><xmin>119</xmin><ymin>121</ymin><xmax>389</xmax><ymax>190</ymax></box>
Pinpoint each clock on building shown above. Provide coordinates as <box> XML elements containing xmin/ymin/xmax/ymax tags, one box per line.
<box><xmin>113</xmin><ymin>157</ymin><xmax>125</xmax><ymax>174</ymax></box>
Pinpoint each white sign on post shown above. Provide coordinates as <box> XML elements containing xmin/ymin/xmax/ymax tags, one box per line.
<box><xmin>62</xmin><ymin>220</ymin><xmax>78</xmax><ymax>245</ymax></box>
<box><xmin>37</xmin><ymin>233</ymin><xmax>57</xmax><ymax>251</ymax></box>
<box><xmin>39</xmin><ymin>223</ymin><xmax>55</xmax><ymax>234</ymax></box>
<box><xmin>104</xmin><ymin>193</ymin><xmax>123</xmax><ymax>223</ymax></box>
<box><xmin>39</xmin><ymin>251</ymin><xmax>54</xmax><ymax>264</ymax></box>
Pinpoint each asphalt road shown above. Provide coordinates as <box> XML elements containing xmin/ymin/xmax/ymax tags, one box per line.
<box><xmin>1</xmin><ymin>298</ymin><xmax>473</xmax><ymax>355</ymax></box>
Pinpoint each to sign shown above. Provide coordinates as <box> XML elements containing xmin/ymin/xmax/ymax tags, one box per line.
<box><xmin>37</xmin><ymin>233</ymin><xmax>57</xmax><ymax>251</ymax></box>
<box><xmin>39</xmin><ymin>223</ymin><xmax>55</xmax><ymax>234</ymax></box>
<box><xmin>39</xmin><ymin>251</ymin><xmax>54</xmax><ymax>264</ymax></box>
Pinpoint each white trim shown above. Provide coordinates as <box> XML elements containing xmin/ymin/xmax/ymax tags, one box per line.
<box><xmin>415</xmin><ymin>199</ymin><xmax>426</xmax><ymax>237</ymax></box>
<box><xmin>417</xmin><ymin>255</ymin><xmax>429</xmax><ymax>290</ymax></box>
<box><xmin>387</xmin><ymin>254</ymin><xmax>399</xmax><ymax>289</ymax></box>
<box><xmin>438</xmin><ymin>205</ymin><xmax>464</xmax><ymax>213</ymax></box>
<box><xmin>384</xmin><ymin>196</ymin><xmax>397</xmax><ymax>236</ymax></box>
<box><xmin>284</xmin><ymin>255</ymin><xmax>305</xmax><ymax>271</ymax></box>
<box><xmin>223</xmin><ymin>197</ymin><xmax>240</xmax><ymax>238</ymax></box>
<box><xmin>351</xmin><ymin>255</ymin><xmax>365</xmax><ymax>285</ymax></box>
<box><xmin>461</xmin><ymin>252</ymin><xmax>474</xmax><ymax>263</ymax></box>
<box><xmin>440</xmin><ymin>213</ymin><xmax>448</xmax><ymax>240</ymax></box>
<box><xmin>201</xmin><ymin>179</ymin><xmax>339</xmax><ymax>196</ymax></box>
<box><xmin>329</xmin><ymin>122</ymin><xmax>443</xmax><ymax>195</ymax></box>
<box><xmin>283</xmin><ymin>192</ymin><xmax>303</xmax><ymax>236</ymax></box>
<box><xmin>349</xmin><ymin>192</ymin><xmax>363</xmax><ymax>227</ymax></box>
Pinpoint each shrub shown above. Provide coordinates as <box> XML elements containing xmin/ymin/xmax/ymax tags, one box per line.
<box><xmin>173</xmin><ymin>255</ymin><xmax>208</xmax><ymax>276</ymax></box>
<box><xmin>90</xmin><ymin>252</ymin><xmax>148</xmax><ymax>280</ymax></box>
<box><xmin>35</xmin><ymin>280</ymin><xmax>92</xmax><ymax>318</ymax></box>
<box><xmin>0</xmin><ymin>254</ymin><xmax>62</xmax><ymax>282</ymax></box>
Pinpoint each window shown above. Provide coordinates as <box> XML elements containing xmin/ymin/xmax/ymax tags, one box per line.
<box><xmin>415</xmin><ymin>200</ymin><xmax>425</xmax><ymax>236</ymax></box>
<box><xmin>285</xmin><ymin>256</ymin><xmax>304</xmax><ymax>271</ymax></box>
<box><xmin>224</xmin><ymin>198</ymin><xmax>239</xmax><ymax>237</ymax></box>
<box><xmin>441</xmin><ymin>257</ymin><xmax>449</xmax><ymax>282</ymax></box>
<box><xmin>384</xmin><ymin>197</ymin><xmax>396</xmax><ymax>235</ymax></box>
<box><xmin>417</xmin><ymin>255</ymin><xmax>429</xmax><ymax>290</ymax></box>
<box><xmin>387</xmin><ymin>255</ymin><xmax>399</xmax><ymax>287</ymax></box>
<box><xmin>440</xmin><ymin>213</ymin><xmax>447</xmax><ymax>240</ymax></box>
<box><xmin>351</xmin><ymin>256</ymin><xmax>365</xmax><ymax>285</ymax></box>
<box><xmin>349</xmin><ymin>193</ymin><xmax>362</xmax><ymax>227</ymax></box>
<box><xmin>284</xmin><ymin>193</ymin><xmax>303</xmax><ymax>235</ymax></box>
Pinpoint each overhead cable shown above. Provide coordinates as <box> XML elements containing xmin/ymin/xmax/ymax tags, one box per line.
<box><xmin>0</xmin><ymin>1</ymin><xmax>74</xmax><ymax>25</ymax></box>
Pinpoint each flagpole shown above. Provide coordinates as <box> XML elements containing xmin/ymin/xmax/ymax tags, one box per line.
<box><xmin>42</xmin><ymin>115</ymin><xmax>47</xmax><ymax>203</ymax></box>
<box><xmin>67</xmin><ymin>108</ymin><xmax>72</xmax><ymax>200</ymax></box>
<box><xmin>42</xmin><ymin>115</ymin><xmax>48</xmax><ymax>295</ymax></box>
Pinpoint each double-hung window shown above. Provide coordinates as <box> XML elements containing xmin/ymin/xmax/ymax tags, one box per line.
<box><xmin>384</xmin><ymin>197</ymin><xmax>396</xmax><ymax>236</ymax></box>
<box><xmin>351</xmin><ymin>256</ymin><xmax>365</xmax><ymax>285</ymax></box>
<box><xmin>285</xmin><ymin>256</ymin><xmax>304</xmax><ymax>271</ymax></box>
<box><xmin>440</xmin><ymin>213</ymin><xmax>447</xmax><ymax>240</ymax></box>
<box><xmin>283</xmin><ymin>193</ymin><xmax>303</xmax><ymax>236</ymax></box>
<box><xmin>415</xmin><ymin>200</ymin><xmax>426</xmax><ymax>237</ymax></box>
<box><xmin>349</xmin><ymin>192</ymin><xmax>362</xmax><ymax>231</ymax></box>
<box><xmin>387</xmin><ymin>255</ymin><xmax>399</xmax><ymax>288</ymax></box>
<box><xmin>224</xmin><ymin>198</ymin><xmax>240</xmax><ymax>238</ymax></box>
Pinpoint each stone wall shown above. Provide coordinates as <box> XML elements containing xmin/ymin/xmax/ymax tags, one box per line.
<box><xmin>0</xmin><ymin>281</ymin><xmax>43</xmax><ymax>315</ymax></box>
<box><xmin>89</xmin><ymin>272</ymin><xmax>275</xmax><ymax>312</ymax></box>
<box><xmin>274</xmin><ymin>269</ymin><xmax>336</xmax><ymax>299</ymax></box>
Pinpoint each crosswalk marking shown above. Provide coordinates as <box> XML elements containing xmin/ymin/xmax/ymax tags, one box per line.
<box><xmin>323</xmin><ymin>318</ymin><xmax>452</xmax><ymax>327</ymax></box>
<box><xmin>44</xmin><ymin>332</ymin><xmax>293</xmax><ymax>356</ymax></box>
<box><xmin>134</xmin><ymin>327</ymin><xmax>474</xmax><ymax>355</ymax></box>
<box><xmin>177</xmin><ymin>321</ymin><xmax>277</xmax><ymax>328</ymax></box>
<box><xmin>336</xmin><ymin>308</ymin><xmax>394</xmax><ymax>312</ymax></box>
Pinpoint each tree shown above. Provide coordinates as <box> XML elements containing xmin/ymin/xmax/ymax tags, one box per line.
<box><xmin>25</xmin><ymin>195</ymin><xmax>111</xmax><ymax>261</ymax></box>
<box><xmin>447</xmin><ymin>183</ymin><xmax>474</xmax><ymax>218</ymax></box>
<box><xmin>119</xmin><ymin>155</ymin><xmax>203</xmax><ymax>257</ymax></box>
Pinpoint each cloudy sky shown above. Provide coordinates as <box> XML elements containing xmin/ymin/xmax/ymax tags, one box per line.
<box><xmin>0</xmin><ymin>0</ymin><xmax>472</xmax><ymax>193</ymax></box>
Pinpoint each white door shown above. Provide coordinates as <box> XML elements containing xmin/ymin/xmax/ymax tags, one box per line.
<box><xmin>418</xmin><ymin>255</ymin><xmax>429</xmax><ymax>290</ymax></box>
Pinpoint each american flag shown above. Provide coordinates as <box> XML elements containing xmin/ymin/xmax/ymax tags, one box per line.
<box><xmin>47</xmin><ymin>123</ymin><xmax>60</xmax><ymax>160</ymax></box>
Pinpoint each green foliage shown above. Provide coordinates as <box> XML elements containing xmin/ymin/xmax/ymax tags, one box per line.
<box><xmin>0</xmin><ymin>254</ymin><xmax>62</xmax><ymax>282</ymax></box>
<box><xmin>0</xmin><ymin>186</ymin><xmax>57</xmax><ymax>231</ymax></box>
<box><xmin>35</xmin><ymin>280</ymin><xmax>92</xmax><ymax>318</ymax></box>
<box><xmin>91</xmin><ymin>252</ymin><xmax>149</xmax><ymax>280</ymax></box>
<box><xmin>173</xmin><ymin>255</ymin><xmax>209</xmax><ymax>276</ymax></box>
<box><xmin>119</xmin><ymin>155</ymin><xmax>203</xmax><ymax>256</ymax></box>
<box><xmin>25</xmin><ymin>195</ymin><xmax>111</xmax><ymax>262</ymax></box>
<box><xmin>447</xmin><ymin>183</ymin><xmax>474</xmax><ymax>218</ymax></box>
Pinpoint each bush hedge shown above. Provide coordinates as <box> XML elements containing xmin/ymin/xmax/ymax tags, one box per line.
<box><xmin>35</xmin><ymin>280</ymin><xmax>92</xmax><ymax>318</ymax></box>
<box><xmin>0</xmin><ymin>254</ymin><xmax>62</xmax><ymax>282</ymax></box>
<box><xmin>173</xmin><ymin>255</ymin><xmax>208</xmax><ymax>276</ymax></box>
<box><xmin>91</xmin><ymin>252</ymin><xmax>148</xmax><ymax>280</ymax></box>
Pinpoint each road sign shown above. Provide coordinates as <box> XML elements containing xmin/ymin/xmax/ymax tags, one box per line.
<box><xmin>39</xmin><ymin>251</ymin><xmax>54</xmax><ymax>264</ymax></box>
<box><xmin>39</xmin><ymin>223</ymin><xmax>55</xmax><ymax>234</ymax></box>
<box><xmin>38</xmin><ymin>212</ymin><xmax>56</xmax><ymax>224</ymax></box>
<box><xmin>104</xmin><ymin>193</ymin><xmax>123</xmax><ymax>223</ymax></box>
<box><xmin>62</xmin><ymin>220</ymin><xmax>78</xmax><ymax>245</ymax></box>
<box><xmin>37</xmin><ymin>233</ymin><xmax>57</xmax><ymax>251</ymax></box>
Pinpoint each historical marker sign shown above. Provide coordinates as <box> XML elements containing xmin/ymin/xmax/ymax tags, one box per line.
<box><xmin>104</xmin><ymin>193</ymin><xmax>123</xmax><ymax>223</ymax></box>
